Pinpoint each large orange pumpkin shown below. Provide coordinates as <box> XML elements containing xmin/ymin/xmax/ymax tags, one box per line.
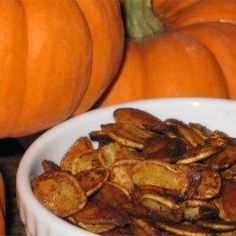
<box><xmin>0</xmin><ymin>0</ymin><xmax>124</xmax><ymax>138</ymax></box>
<box><xmin>98</xmin><ymin>0</ymin><xmax>236</xmax><ymax>107</ymax></box>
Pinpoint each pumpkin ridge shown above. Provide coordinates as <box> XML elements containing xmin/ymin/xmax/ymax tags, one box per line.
<box><xmin>73</xmin><ymin>0</ymin><xmax>124</xmax><ymax>114</ymax></box>
<box><xmin>0</xmin><ymin>1</ymin><xmax>28</xmax><ymax>137</ymax></box>
<box><xmin>141</xmin><ymin>31</ymin><xmax>228</xmax><ymax>97</ymax></box>
<box><xmin>166</xmin><ymin>0</ymin><xmax>236</xmax><ymax>29</ymax></box>
<box><xmin>10</xmin><ymin>0</ymin><xmax>92</xmax><ymax>137</ymax></box>
<box><xmin>179</xmin><ymin>22</ymin><xmax>236</xmax><ymax>98</ymax></box>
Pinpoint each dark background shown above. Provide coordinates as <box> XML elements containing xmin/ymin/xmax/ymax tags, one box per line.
<box><xmin>0</xmin><ymin>135</ymin><xmax>39</xmax><ymax>236</ymax></box>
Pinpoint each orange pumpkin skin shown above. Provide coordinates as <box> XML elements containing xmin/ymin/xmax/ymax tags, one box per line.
<box><xmin>73</xmin><ymin>0</ymin><xmax>124</xmax><ymax>114</ymax></box>
<box><xmin>152</xmin><ymin>0</ymin><xmax>200</xmax><ymax>22</ymax></box>
<box><xmin>98</xmin><ymin>0</ymin><xmax>235</xmax><ymax>107</ymax></box>
<box><xmin>0</xmin><ymin>0</ymin><xmax>124</xmax><ymax>138</ymax></box>
<box><xmin>0</xmin><ymin>0</ymin><xmax>91</xmax><ymax>138</ymax></box>
<box><xmin>180</xmin><ymin>23</ymin><xmax>236</xmax><ymax>98</ymax></box>
<box><xmin>158</xmin><ymin>0</ymin><xmax>236</xmax><ymax>29</ymax></box>
<box><xmin>99</xmin><ymin>33</ymin><xmax>228</xmax><ymax>107</ymax></box>
<box><xmin>100</xmin><ymin>41</ymin><xmax>146</xmax><ymax>104</ymax></box>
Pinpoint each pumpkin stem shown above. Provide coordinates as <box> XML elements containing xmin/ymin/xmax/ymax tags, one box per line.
<box><xmin>121</xmin><ymin>0</ymin><xmax>164</xmax><ymax>40</ymax></box>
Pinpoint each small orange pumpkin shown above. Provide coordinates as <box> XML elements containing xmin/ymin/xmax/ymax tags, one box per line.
<box><xmin>0</xmin><ymin>0</ymin><xmax>124</xmax><ymax>138</ymax></box>
<box><xmin>98</xmin><ymin>0</ymin><xmax>236</xmax><ymax>107</ymax></box>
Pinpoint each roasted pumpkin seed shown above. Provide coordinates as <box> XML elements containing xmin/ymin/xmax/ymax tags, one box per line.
<box><xmin>197</xmin><ymin>219</ymin><xmax>236</xmax><ymax>232</ymax></box>
<box><xmin>71</xmin><ymin>149</ymin><xmax>102</xmax><ymax>175</ymax></box>
<box><xmin>131</xmin><ymin>218</ymin><xmax>159</xmax><ymax>236</ymax></box>
<box><xmin>156</xmin><ymin>221</ymin><xmax>212</xmax><ymax>236</ymax></box>
<box><xmin>140</xmin><ymin>193</ymin><xmax>183</xmax><ymax>222</ymax></box>
<box><xmin>177</xmin><ymin>145</ymin><xmax>222</xmax><ymax>164</ymax></box>
<box><xmin>101</xmin><ymin>123</ymin><xmax>154</xmax><ymax>149</ymax></box>
<box><xmin>207</xmin><ymin>145</ymin><xmax>236</xmax><ymax>171</ymax></box>
<box><xmin>60</xmin><ymin>136</ymin><xmax>93</xmax><ymax>172</ymax></box>
<box><xmin>75</xmin><ymin>167</ymin><xmax>109</xmax><ymax>197</ymax></box>
<box><xmin>100</xmin><ymin>142</ymin><xmax>144</xmax><ymax>168</ymax></box>
<box><xmin>131</xmin><ymin>160</ymin><xmax>193</xmax><ymax>197</ymax></box>
<box><xmin>192</xmin><ymin>164</ymin><xmax>222</xmax><ymax>200</ymax></box>
<box><xmin>42</xmin><ymin>159</ymin><xmax>60</xmax><ymax>172</ymax></box>
<box><xmin>32</xmin><ymin>171</ymin><xmax>87</xmax><ymax>217</ymax></box>
<box><xmin>113</xmin><ymin>107</ymin><xmax>162</xmax><ymax>129</ymax></box>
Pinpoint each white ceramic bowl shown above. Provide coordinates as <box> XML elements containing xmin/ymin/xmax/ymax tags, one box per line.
<box><xmin>16</xmin><ymin>97</ymin><xmax>236</xmax><ymax>236</ymax></box>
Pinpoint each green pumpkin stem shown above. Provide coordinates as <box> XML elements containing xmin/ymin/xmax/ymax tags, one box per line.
<box><xmin>121</xmin><ymin>0</ymin><xmax>164</xmax><ymax>40</ymax></box>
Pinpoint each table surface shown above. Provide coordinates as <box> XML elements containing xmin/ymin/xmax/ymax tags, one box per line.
<box><xmin>0</xmin><ymin>137</ymin><xmax>35</xmax><ymax>236</ymax></box>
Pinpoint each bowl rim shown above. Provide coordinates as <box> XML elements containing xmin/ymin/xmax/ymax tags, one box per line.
<box><xmin>16</xmin><ymin>97</ymin><xmax>236</xmax><ymax>236</ymax></box>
